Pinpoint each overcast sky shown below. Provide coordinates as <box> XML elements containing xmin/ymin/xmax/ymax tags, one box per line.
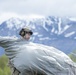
<box><xmin>0</xmin><ymin>0</ymin><xmax>76</xmax><ymax>23</ymax></box>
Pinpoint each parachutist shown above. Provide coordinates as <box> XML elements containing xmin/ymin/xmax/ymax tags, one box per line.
<box><xmin>0</xmin><ymin>28</ymin><xmax>76</xmax><ymax>75</ymax></box>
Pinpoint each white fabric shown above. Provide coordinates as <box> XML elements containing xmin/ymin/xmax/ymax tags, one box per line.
<box><xmin>0</xmin><ymin>36</ymin><xmax>76</xmax><ymax>75</ymax></box>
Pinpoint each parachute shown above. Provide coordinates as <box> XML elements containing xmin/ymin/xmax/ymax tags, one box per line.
<box><xmin>0</xmin><ymin>36</ymin><xmax>76</xmax><ymax>75</ymax></box>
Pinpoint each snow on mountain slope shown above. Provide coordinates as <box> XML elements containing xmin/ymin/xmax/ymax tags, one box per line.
<box><xmin>0</xmin><ymin>16</ymin><xmax>76</xmax><ymax>54</ymax></box>
<box><xmin>65</xmin><ymin>31</ymin><xmax>75</xmax><ymax>37</ymax></box>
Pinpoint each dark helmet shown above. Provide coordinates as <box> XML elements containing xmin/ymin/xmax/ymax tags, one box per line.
<box><xmin>19</xmin><ymin>28</ymin><xmax>33</xmax><ymax>36</ymax></box>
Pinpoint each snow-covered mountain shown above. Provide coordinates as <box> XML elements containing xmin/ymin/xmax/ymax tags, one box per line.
<box><xmin>0</xmin><ymin>16</ymin><xmax>76</xmax><ymax>54</ymax></box>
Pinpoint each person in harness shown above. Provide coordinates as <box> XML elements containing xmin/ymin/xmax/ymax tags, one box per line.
<box><xmin>0</xmin><ymin>27</ymin><xmax>76</xmax><ymax>75</ymax></box>
<box><xmin>9</xmin><ymin>27</ymin><xmax>33</xmax><ymax>75</ymax></box>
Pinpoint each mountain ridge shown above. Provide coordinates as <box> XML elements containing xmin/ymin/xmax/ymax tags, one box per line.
<box><xmin>0</xmin><ymin>16</ymin><xmax>76</xmax><ymax>55</ymax></box>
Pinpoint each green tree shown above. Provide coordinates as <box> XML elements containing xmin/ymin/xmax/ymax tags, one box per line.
<box><xmin>69</xmin><ymin>50</ymin><xmax>76</xmax><ymax>62</ymax></box>
<box><xmin>0</xmin><ymin>55</ymin><xmax>11</xmax><ymax>75</ymax></box>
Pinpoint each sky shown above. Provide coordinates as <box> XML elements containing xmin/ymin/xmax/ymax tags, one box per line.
<box><xmin>0</xmin><ymin>0</ymin><xmax>76</xmax><ymax>23</ymax></box>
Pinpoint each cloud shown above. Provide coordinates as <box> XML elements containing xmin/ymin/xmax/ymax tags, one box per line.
<box><xmin>0</xmin><ymin>12</ymin><xmax>45</xmax><ymax>24</ymax></box>
<box><xmin>0</xmin><ymin>0</ymin><xmax>76</xmax><ymax>17</ymax></box>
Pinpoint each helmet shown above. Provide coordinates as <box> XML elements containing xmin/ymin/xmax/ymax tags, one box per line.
<box><xmin>19</xmin><ymin>28</ymin><xmax>33</xmax><ymax>36</ymax></box>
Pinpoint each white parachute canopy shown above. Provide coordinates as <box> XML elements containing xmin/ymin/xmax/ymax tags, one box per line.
<box><xmin>0</xmin><ymin>36</ymin><xmax>76</xmax><ymax>75</ymax></box>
